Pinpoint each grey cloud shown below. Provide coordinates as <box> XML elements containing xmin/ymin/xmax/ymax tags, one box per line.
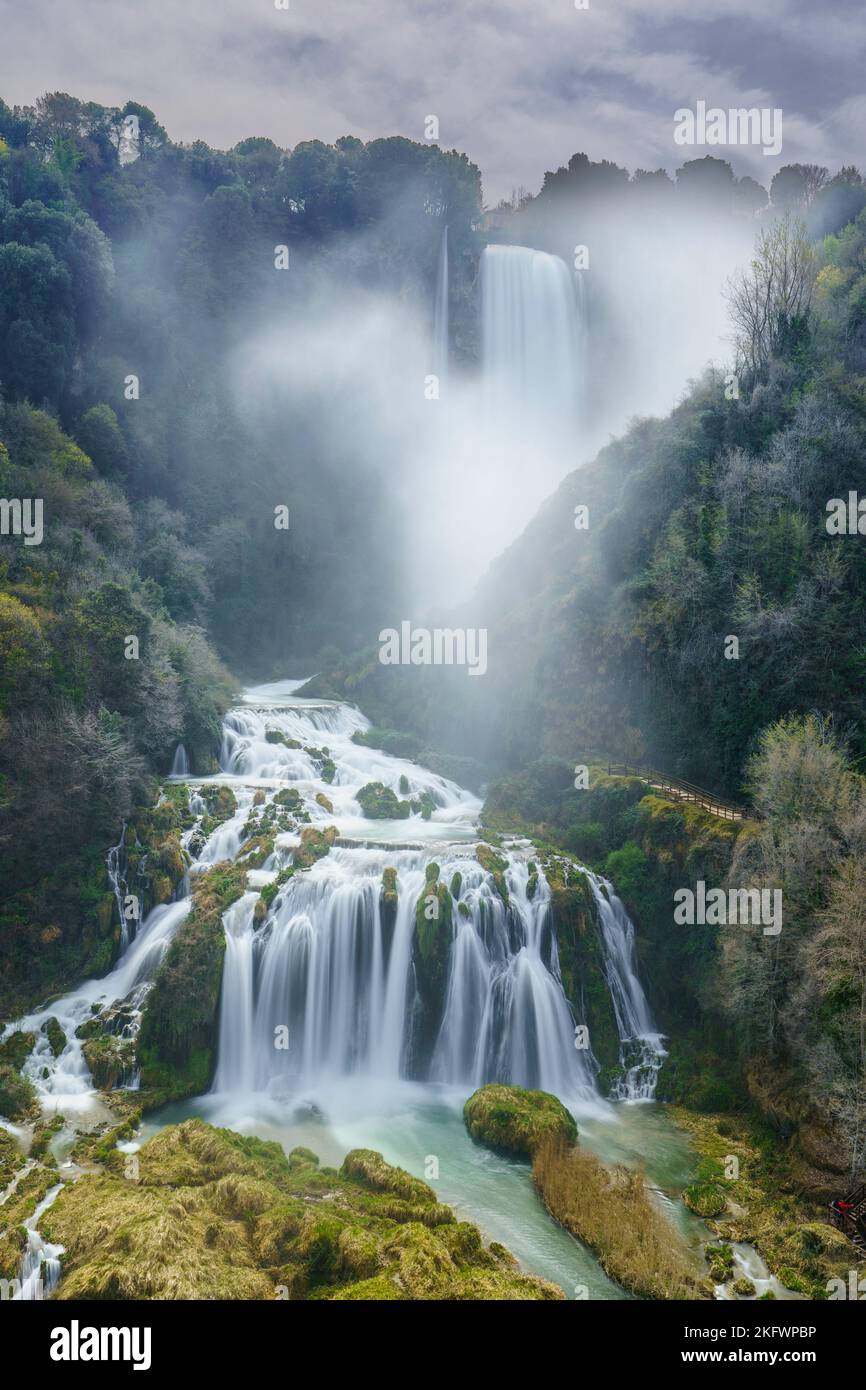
<box><xmin>0</xmin><ymin>0</ymin><xmax>864</xmax><ymax>200</ymax></box>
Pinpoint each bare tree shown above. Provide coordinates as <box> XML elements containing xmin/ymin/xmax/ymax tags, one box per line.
<box><xmin>726</xmin><ymin>214</ymin><xmax>818</xmax><ymax>382</ymax></box>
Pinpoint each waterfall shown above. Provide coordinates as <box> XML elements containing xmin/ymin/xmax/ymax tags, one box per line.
<box><xmin>433</xmin><ymin>859</ymin><xmax>596</xmax><ymax>1099</ymax></box>
<box><xmin>170</xmin><ymin>743</ymin><xmax>189</xmax><ymax>777</ymax></box>
<box><xmin>13</xmin><ymin>1184</ymin><xmax>65</xmax><ymax>1300</ymax></box>
<box><xmin>3</xmin><ymin>899</ymin><xmax>191</xmax><ymax>1111</ymax></box>
<box><xmin>3</xmin><ymin>682</ymin><xmax>661</xmax><ymax>1124</ymax></box>
<box><xmin>482</xmin><ymin>243</ymin><xmax>584</xmax><ymax>446</ymax></box>
<box><xmin>589</xmin><ymin>876</ymin><xmax>666</xmax><ymax>1101</ymax></box>
<box><xmin>432</xmin><ymin>224</ymin><xmax>448</xmax><ymax>388</ymax></box>
<box><xmin>203</xmin><ymin>690</ymin><xmax>656</xmax><ymax>1108</ymax></box>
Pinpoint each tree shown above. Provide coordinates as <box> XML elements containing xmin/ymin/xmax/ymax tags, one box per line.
<box><xmin>770</xmin><ymin>163</ymin><xmax>828</xmax><ymax>210</ymax></box>
<box><xmin>803</xmin><ymin>855</ymin><xmax>866</xmax><ymax>1173</ymax></box>
<box><xmin>726</xmin><ymin>214</ymin><xmax>817</xmax><ymax>381</ymax></box>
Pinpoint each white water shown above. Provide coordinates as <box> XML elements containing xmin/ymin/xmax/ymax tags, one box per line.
<box><xmin>432</xmin><ymin>224</ymin><xmax>448</xmax><ymax>389</ymax></box>
<box><xmin>13</xmin><ymin>1182</ymin><xmax>64</xmax><ymax>1300</ymax></box>
<box><xmin>482</xmin><ymin>244</ymin><xmax>585</xmax><ymax>467</ymax></box>
<box><xmin>1</xmin><ymin>681</ymin><xmax>656</xmax><ymax>1115</ymax></box>
<box><xmin>170</xmin><ymin>743</ymin><xmax>190</xmax><ymax>777</ymax></box>
<box><xmin>1</xmin><ymin>900</ymin><xmax>191</xmax><ymax>1115</ymax></box>
<box><xmin>204</xmin><ymin>684</ymin><xmax>656</xmax><ymax>1111</ymax></box>
<box><xmin>590</xmin><ymin>877</ymin><xmax>667</xmax><ymax>1101</ymax></box>
<box><xmin>0</xmin><ymin>678</ymin><xmax>685</xmax><ymax>1300</ymax></box>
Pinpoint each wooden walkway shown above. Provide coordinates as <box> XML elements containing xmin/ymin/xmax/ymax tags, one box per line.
<box><xmin>606</xmin><ymin>763</ymin><xmax>751</xmax><ymax>822</ymax></box>
<box><xmin>831</xmin><ymin>1182</ymin><xmax>866</xmax><ymax>1257</ymax></box>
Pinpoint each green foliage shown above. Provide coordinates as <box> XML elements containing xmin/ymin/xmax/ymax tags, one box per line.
<box><xmin>356</xmin><ymin>781</ymin><xmax>411</xmax><ymax>819</ymax></box>
<box><xmin>464</xmin><ymin>1084</ymin><xmax>577</xmax><ymax>1157</ymax></box>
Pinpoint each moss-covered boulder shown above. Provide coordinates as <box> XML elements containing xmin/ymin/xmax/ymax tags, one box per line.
<box><xmin>475</xmin><ymin>843</ymin><xmax>509</xmax><ymax>904</ymax></box>
<box><xmin>0</xmin><ymin>1030</ymin><xmax>35</xmax><ymax>1070</ymax></box>
<box><xmin>381</xmin><ymin>867</ymin><xmax>399</xmax><ymax>959</ymax></box>
<box><xmin>410</xmin><ymin>864</ymin><xmax>453</xmax><ymax>1065</ymax></box>
<box><xmin>292</xmin><ymin>825</ymin><xmax>336</xmax><ymax>871</ymax></box>
<box><xmin>266</xmin><ymin>730</ymin><xmax>302</xmax><ymax>749</ymax></box>
<box><xmin>544</xmin><ymin>858</ymin><xmax>621</xmax><ymax>1076</ymax></box>
<box><xmin>315</xmin><ymin>792</ymin><xmax>334</xmax><ymax>815</ymax></box>
<box><xmin>464</xmin><ymin>1084</ymin><xmax>577</xmax><ymax>1158</ymax></box>
<box><xmin>43</xmin><ymin>1016</ymin><xmax>67</xmax><ymax>1057</ymax></box>
<box><xmin>0</xmin><ymin>1063</ymin><xmax>36</xmax><ymax>1119</ymax></box>
<box><xmin>82</xmin><ymin>1034</ymin><xmax>136</xmax><ymax>1091</ymax></box>
<box><xmin>40</xmin><ymin>1119</ymin><xmax>562</xmax><ymax>1301</ymax></box>
<box><xmin>357</xmin><ymin>782</ymin><xmax>411</xmax><ymax>819</ymax></box>
<box><xmin>198</xmin><ymin>784</ymin><xmax>238</xmax><ymax>833</ymax></box>
<box><xmin>137</xmin><ymin>863</ymin><xmax>245</xmax><ymax>1103</ymax></box>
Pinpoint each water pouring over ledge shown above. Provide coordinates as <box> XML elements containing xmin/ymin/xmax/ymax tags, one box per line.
<box><xmin>0</xmin><ymin>680</ymin><xmax>670</xmax><ymax>1300</ymax></box>
<box><xmin>1</xmin><ymin>679</ymin><xmax>662</xmax><ymax>1117</ymax></box>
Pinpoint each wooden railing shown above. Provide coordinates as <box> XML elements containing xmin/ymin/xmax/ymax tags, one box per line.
<box><xmin>830</xmin><ymin>1182</ymin><xmax>866</xmax><ymax>1253</ymax></box>
<box><xmin>606</xmin><ymin>762</ymin><xmax>751</xmax><ymax>822</ymax></box>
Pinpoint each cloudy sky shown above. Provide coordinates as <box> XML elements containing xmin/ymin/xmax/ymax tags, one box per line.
<box><xmin>1</xmin><ymin>0</ymin><xmax>865</xmax><ymax>202</ymax></box>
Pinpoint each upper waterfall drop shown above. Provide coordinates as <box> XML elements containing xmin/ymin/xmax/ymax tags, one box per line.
<box><xmin>432</xmin><ymin>224</ymin><xmax>449</xmax><ymax>389</ymax></box>
<box><xmin>481</xmin><ymin>243</ymin><xmax>585</xmax><ymax>447</ymax></box>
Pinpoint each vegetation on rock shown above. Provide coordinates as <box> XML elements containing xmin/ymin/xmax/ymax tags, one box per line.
<box><xmin>463</xmin><ymin>1084</ymin><xmax>577</xmax><ymax>1157</ymax></box>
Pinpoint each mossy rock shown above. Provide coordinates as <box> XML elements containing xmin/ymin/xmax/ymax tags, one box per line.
<box><xmin>292</xmin><ymin>825</ymin><xmax>336</xmax><ymax>871</ymax></box>
<box><xmin>43</xmin><ymin>1016</ymin><xmax>67</xmax><ymax>1057</ymax></box>
<box><xmin>732</xmin><ymin>1276</ymin><xmax>756</xmax><ymax>1297</ymax></box>
<box><xmin>137</xmin><ymin>863</ymin><xmax>244</xmax><ymax>1100</ymax></box>
<box><xmin>199</xmin><ymin>785</ymin><xmax>238</xmax><ymax>824</ymax></box>
<box><xmin>82</xmin><ymin>1035</ymin><xmax>136</xmax><ymax>1090</ymax></box>
<box><xmin>475</xmin><ymin>843</ymin><xmax>509</xmax><ymax>904</ymax></box>
<box><xmin>315</xmin><ymin>792</ymin><xmax>334</xmax><ymax>815</ymax></box>
<box><xmin>683</xmin><ymin>1181</ymin><xmax>728</xmax><ymax>1218</ymax></box>
<box><xmin>357</xmin><ymin>782</ymin><xmax>411</xmax><ymax>819</ymax></box>
<box><xmin>0</xmin><ymin>1030</ymin><xmax>35</xmax><ymax>1070</ymax></box>
<box><xmin>464</xmin><ymin>1084</ymin><xmax>577</xmax><ymax>1158</ymax></box>
<box><xmin>705</xmin><ymin>1242</ymin><xmax>735</xmax><ymax>1282</ymax></box>
<box><xmin>266</xmin><ymin>730</ymin><xmax>302</xmax><ymax>749</ymax></box>
<box><xmin>0</xmin><ymin>1063</ymin><xmax>36</xmax><ymax>1119</ymax></box>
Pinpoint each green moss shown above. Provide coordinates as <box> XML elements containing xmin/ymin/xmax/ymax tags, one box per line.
<box><xmin>684</xmin><ymin>1181</ymin><xmax>727</xmax><ymax>1218</ymax></box>
<box><xmin>82</xmin><ymin>1034</ymin><xmax>136</xmax><ymax>1090</ymax></box>
<box><xmin>357</xmin><ymin>782</ymin><xmax>411</xmax><ymax>819</ymax></box>
<box><xmin>411</xmin><ymin>868</ymin><xmax>454</xmax><ymax>1065</ymax></box>
<box><xmin>475</xmin><ymin>843</ymin><xmax>509</xmax><ymax>904</ymax></box>
<box><xmin>464</xmin><ymin>1084</ymin><xmax>578</xmax><ymax>1158</ymax></box>
<box><xmin>0</xmin><ymin>1030</ymin><xmax>35</xmax><ymax>1070</ymax></box>
<box><xmin>43</xmin><ymin>1015</ymin><xmax>67</xmax><ymax>1057</ymax></box>
<box><xmin>39</xmin><ymin>1119</ymin><xmax>562</xmax><ymax>1301</ymax></box>
<box><xmin>199</xmin><ymin>785</ymin><xmax>238</xmax><ymax>827</ymax></box>
<box><xmin>315</xmin><ymin>792</ymin><xmax>334</xmax><ymax>814</ymax></box>
<box><xmin>292</xmin><ymin>825</ymin><xmax>336</xmax><ymax>870</ymax></box>
<box><xmin>265</xmin><ymin>730</ymin><xmax>302</xmax><ymax>749</ymax></box>
<box><xmin>137</xmin><ymin>863</ymin><xmax>245</xmax><ymax>1100</ymax></box>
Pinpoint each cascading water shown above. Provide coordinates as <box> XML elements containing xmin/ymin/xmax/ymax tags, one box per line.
<box><xmin>432</xmin><ymin>224</ymin><xmax>448</xmax><ymax>388</ymax></box>
<box><xmin>170</xmin><ymin>743</ymin><xmax>189</xmax><ymax>777</ymax></box>
<box><xmin>482</xmin><ymin>243</ymin><xmax>585</xmax><ymax>446</ymax></box>
<box><xmin>0</xmin><ymin>677</ymin><xmax>674</xmax><ymax>1302</ymax></box>
<box><xmin>590</xmin><ymin>876</ymin><xmax>666</xmax><ymax>1100</ymax></box>
<box><xmin>203</xmin><ymin>681</ymin><xmax>656</xmax><ymax>1108</ymax></box>
<box><xmin>2</xmin><ymin>678</ymin><xmax>659</xmax><ymax>1117</ymax></box>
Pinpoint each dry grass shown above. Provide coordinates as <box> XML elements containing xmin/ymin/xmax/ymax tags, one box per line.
<box><xmin>532</xmin><ymin>1136</ymin><xmax>711</xmax><ymax>1300</ymax></box>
